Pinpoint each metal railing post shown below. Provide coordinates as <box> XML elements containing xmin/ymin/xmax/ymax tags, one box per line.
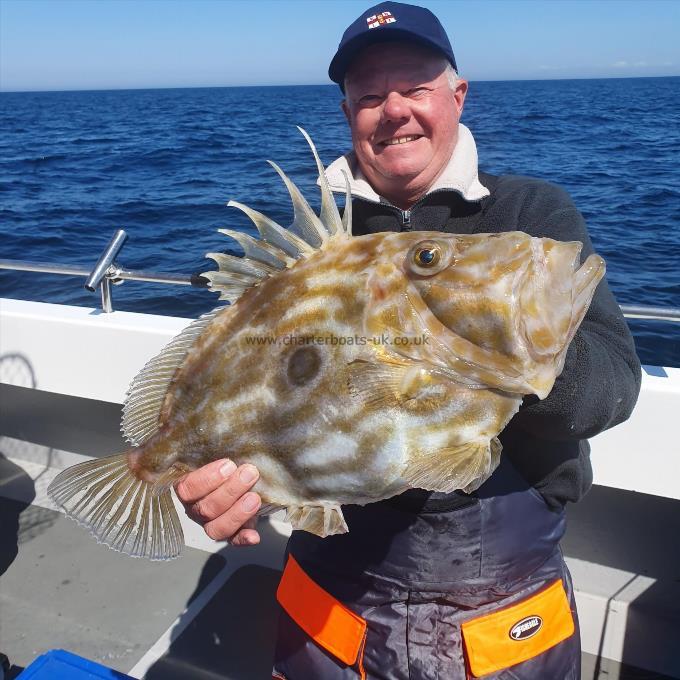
<box><xmin>100</xmin><ymin>276</ymin><xmax>113</xmax><ymax>313</ymax></box>
<box><xmin>84</xmin><ymin>229</ymin><xmax>127</xmax><ymax>312</ymax></box>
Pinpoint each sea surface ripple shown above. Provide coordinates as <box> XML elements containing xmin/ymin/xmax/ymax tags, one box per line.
<box><xmin>1</xmin><ymin>78</ymin><xmax>678</xmax><ymax>366</ymax></box>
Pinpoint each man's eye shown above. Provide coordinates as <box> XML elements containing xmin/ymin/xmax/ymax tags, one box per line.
<box><xmin>358</xmin><ymin>94</ymin><xmax>382</xmax><ymax>105</ymax></box>
<box><xmin>406</xmin><ymin>87</ymin><xmax>428</xmax><ymax>97</ymax></box>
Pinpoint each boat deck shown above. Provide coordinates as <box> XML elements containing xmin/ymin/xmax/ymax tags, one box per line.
<box><xmin>0</xmin><ymin>496</ymin><xmax>284</xmax><ymax>679</ymax></box>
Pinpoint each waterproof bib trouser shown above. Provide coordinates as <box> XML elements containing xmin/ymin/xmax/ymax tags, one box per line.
<box><xmin>272</xmin><ymin>457</ymin><xmax>580</xmax><ymax>679</ymax></box>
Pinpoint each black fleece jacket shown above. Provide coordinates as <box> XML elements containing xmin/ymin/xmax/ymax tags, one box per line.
<box><xmin>351</xmin><ymin>171</ymin><xmax>642</xmax><ymax>510</ymax></box>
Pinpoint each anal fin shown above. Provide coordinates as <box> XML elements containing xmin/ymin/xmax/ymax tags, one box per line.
<box><xmin>406</xmin><ymin>438</ymin><xmax>502</xmax><ymax>495</ymax></box>
<box><xmin>285</xmin><ymin>504</ymin><xmax>349</xmax><ymax>537</ymax></box>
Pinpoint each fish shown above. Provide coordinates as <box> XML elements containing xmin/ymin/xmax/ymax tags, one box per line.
<box><xmin>47</xmin><ymin>128</ymin><xmax>606</xmax><ymax>560</ymax></box>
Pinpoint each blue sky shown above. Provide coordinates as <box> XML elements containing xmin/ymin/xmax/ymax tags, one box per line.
<box><xmin>1</xmin><ymin>0</ymin><xmax>678</xmax><ymax>91</ymax></box>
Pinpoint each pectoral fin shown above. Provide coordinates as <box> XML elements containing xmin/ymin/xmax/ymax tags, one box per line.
<box><xmin>347</xmin><ymin>358</ymin><xmax>457</xmax><ymax>412</ymax></box>
<box><xmin>406</xmin><ymin>438</ymin><xmax>502</xmax><ymax>494</ymax></box>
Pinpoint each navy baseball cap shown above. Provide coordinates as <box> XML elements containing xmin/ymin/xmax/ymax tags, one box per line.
<box><xmin>328</xmin><ymin>1</ymin><xmax>457</xmax><ymax>92</ymax></box>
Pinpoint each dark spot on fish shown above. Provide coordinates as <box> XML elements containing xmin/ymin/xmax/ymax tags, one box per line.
<box><xmin>287</xmin><ymin>347</ymin><xmax>321</xmax><ymax>386</ymax></box>
<box><xmin>61</xmin><ymin>579</ymin><xmax>71</xmax><ymax>586</ymax></box>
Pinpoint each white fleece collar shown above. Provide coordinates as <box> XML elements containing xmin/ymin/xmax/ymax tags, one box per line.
<box><xmin>323</xmin><ymin>124</ymin><xmax>490</xmax><ymax>205</ymax></box>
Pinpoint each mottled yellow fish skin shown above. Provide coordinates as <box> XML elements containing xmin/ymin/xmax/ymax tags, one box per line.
<box><xmin>131</xmin><ymin>228</ymin><xmax>603</xmax><ymax>514</ymax></box>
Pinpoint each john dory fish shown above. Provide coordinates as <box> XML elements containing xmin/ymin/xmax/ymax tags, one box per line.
<box><xmin>48</xmin><ymin>130</ymin><xmax>605</xmax><ymax>560</ymax></box>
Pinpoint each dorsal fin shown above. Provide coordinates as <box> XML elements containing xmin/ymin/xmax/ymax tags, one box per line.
<box><xmin>201</xmin><ymin>270</ymin><xmax>261</xmax><ymax>304</ymax></box>
<box><xmin>203</xmin><ymin>128</ymin><xmax>352</xmax><ymax>303</ymax></box>
<box><xmin>216</xmin><ymin>229</ymin><xmax>293</xmax><ymax>269</ymax></box>
<box><xmin>121</xmin><ymin>309</ymin><xmax>222</xmax><ymax>445</ymax></box>
<box><xmin>268</xmin><ymin>160</ymin><xmax>329</xmax><ymax>248</ymax></box>
<box><xmin>226</xmin><ymin>201</ymin><xmax>313</xmax><ymax>259</ymax></box>
<box><xmin>297</xmin><ymin>126</ymin><xmax>343</xmax><ymax>236</ymax></box>
<box><xmin>204</xmin><ymin>251</ymin><xmax>277</xmax><ymax>304</ymax></box>
<box><xmin>206</xmin><ymin>252</ymin><xmax>277</xmax><ymax>278</ymax></box>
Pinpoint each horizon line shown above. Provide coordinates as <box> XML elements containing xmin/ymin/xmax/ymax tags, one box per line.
<box><xmin>1</xmin><ymin>73</ymin><xmax>678</xmax><ymax>95</ymax></box>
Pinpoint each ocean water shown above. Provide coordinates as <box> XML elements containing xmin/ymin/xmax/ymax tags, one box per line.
<box><xmin>1</xmin><ymin>78</ymin><xmax>678</xmax><ymax>366</ymax></box>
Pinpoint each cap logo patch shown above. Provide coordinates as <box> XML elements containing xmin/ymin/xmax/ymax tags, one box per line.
<box><xmin>509</xmin><ymin>615</ymin><xmax>543</xmax><ymax>641</ymax></box>
<box><xmin>366</xmin><ymin>11</ymin><xmax>396</xmax><ymax>29</ymax></box>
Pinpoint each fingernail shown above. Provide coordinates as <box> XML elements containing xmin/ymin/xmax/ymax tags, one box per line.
<box><xmin>219</xmin><ymin>460</ymin><xmax>236</xmax><ymax>477</ymax></box>
<box><xmin>242</xmin><ymin>493</ymin><xmax>260</xmax><ymax>512</ymax></box>
<box><xmin>239</xmin><ymin>464</ymin><xmax>258</xmax><ymax>484</ymax></box>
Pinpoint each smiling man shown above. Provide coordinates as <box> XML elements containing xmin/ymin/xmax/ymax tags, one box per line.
<box><xmin>339</xmin><ymin>41</ymin><xmax>466</xmax><ymax>208</ymax></box>
<box><xmin>175</xmin><ymin>3</ymin><xmax>641</xmax><ymax>679</ymax></box>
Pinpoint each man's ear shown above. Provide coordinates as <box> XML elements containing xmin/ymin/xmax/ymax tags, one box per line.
<box><xmin>341</xmin><ymin>99</ymin><xmax>351</xmax><ymax>125</ymax></box>
<box><xmin>453</xmin><ymin>79</ymin><xmax>468</xmax><ymax>116</ymax></box>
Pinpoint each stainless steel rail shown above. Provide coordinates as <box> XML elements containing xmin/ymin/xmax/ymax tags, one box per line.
<box><xmin>619</xmin><ymin>305</ymin><xmax>680</xmax><ymax>323</ymax></box>
<box><xmin>0</xmin><ymin>260</ymin><xmax>198</xmax><ymax>287</ymax></box>
<box><xmin>84</xmin><ymin>229</ymin><xmax>128</xmax><ymax>312</ymax></box>
<box><xmin>0</xmin><ymin>229</ymin><xmax>210</xmax><ymax>312</ymax></box>
<box><xmin>0</xmin><ymin>231</ymin><xmax>678</xmax><ymax>321</ymax></box>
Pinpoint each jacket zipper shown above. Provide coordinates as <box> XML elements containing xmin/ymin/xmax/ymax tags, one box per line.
<box><xmin>389</xmin><ymin>188</ymin><xmax>453</xmax><ymax>232</ymax></box>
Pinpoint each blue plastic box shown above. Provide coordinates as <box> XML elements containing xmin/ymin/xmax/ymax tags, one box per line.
<box><xmin>17</xmin><ymin>649</ymin><xmax>133</xmax><ymax>679</ymax></box>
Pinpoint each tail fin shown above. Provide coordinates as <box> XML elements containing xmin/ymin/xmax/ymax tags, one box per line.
<box><xmin>47</xmin><ymin>453</ymin><xmax>184</xmax><ymax>560</ymax></box>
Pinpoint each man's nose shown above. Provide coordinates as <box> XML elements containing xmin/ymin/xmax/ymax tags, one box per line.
<box><xmin>381</xmin><ymin>92</ymin><xmax>410</xmax><ymax>123</ymax></box>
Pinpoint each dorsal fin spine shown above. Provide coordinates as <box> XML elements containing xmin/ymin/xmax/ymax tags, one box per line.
<box><xmin>206</xmin><ymin>252</ymin><xmax>276</xmax><ymax>277</ymax></box>
<box><xmin>340</xmin><ymin>169</ymin><xmax>353</xmax><ymax>236</ymax></box>
<box><xmin>297</xmin><ymin>126</ymin><xmax>344</xmax><ymax>236</ymax></box>
<box><xmin>217</xmin><ymin>229</ymin><xmax>292</xmax><ymax>269</ymax></box>
<box><xmin>268</xmin><ymin>160</ymin><xmax>329</xmax><ymax>248</ymax></box>
<box><xmin>226</xmin><ymin>201</ymin><xmax>313</xmax><ymax>257</ymax></box>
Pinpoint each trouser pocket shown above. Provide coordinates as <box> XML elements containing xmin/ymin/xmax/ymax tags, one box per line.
<box><xmin>461</xmin><ymin>578</ymin><xmax>577</xmax><ymax>678</ymax></box>
<box><xmin>273</xmin><ymin>555</ymin><xmax>368</xmax><ymax>679</ymax></box>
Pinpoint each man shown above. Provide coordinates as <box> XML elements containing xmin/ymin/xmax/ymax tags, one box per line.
<box><xmin>176</xmin><ymin>3</ymin><xmax>641</xmax><ymax>678</ymax></box>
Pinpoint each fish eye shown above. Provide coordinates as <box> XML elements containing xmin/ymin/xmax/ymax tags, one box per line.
<box><xmin>407</xmin><ymin>239</ymin><xmax>452</xmax><ymax>276</ymax></box>
<box><xmin>414</xmin><ymin>247</ymin><xmax>441</xmax><ymax>267</ymax></box>
<box><xmin>414</xmin><ymin>246</ymin><xmax>440</xmax><ymax>267</ymax></box>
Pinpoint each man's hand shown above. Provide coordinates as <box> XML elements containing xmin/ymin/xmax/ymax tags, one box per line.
<box><xmin>174</xmin><ymin>459</ymin><xmax>261</xmax><ymax>546</ymax></box>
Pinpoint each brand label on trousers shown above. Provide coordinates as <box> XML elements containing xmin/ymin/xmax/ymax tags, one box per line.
<box><xmin>509</xmin><ymin>616</ymin><xmax>543</xmax><ymax>640</ymax></box>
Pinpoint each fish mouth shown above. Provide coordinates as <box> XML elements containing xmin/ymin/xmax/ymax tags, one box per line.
<box><xmin>378</xmin><ymin>134</ymin><xmax>424</xmax><ymax>147</ymax></box>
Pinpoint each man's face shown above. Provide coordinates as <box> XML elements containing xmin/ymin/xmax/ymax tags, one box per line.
<box><xmin>342</xmin><ymin>42</ymin><xmax>467</xmax><ymax>208</ymax></box>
